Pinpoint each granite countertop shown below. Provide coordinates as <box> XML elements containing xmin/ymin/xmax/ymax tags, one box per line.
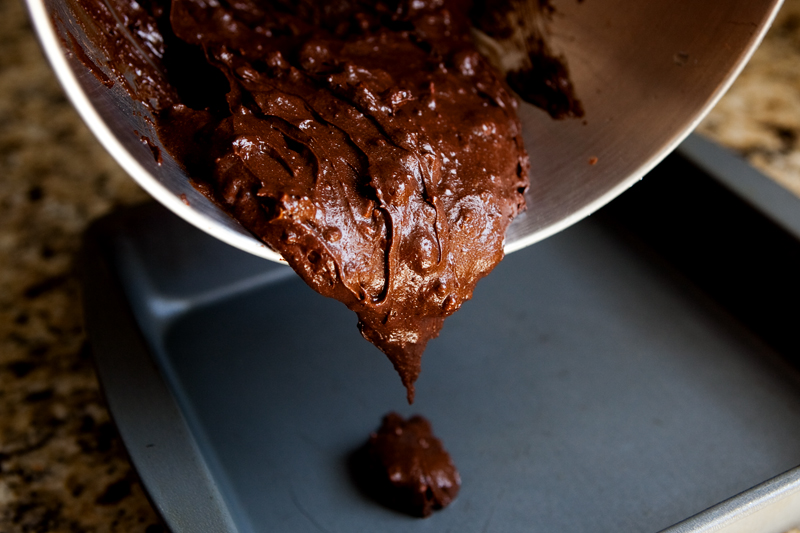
<box><xmin>2</xmin><ymin>0</ymin><xmax>800</xmax><ymax>531</ymax></box>
<box><xmin>697</xmin><ymin>1</ymin><xmax>800</xmax><ymax>196</ymax></box>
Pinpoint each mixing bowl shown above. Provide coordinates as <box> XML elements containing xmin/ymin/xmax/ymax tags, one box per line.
<box><xmin>26</xmin><ymin>0</ymin><xmax>784</xmax><ymax>262</ymax></box>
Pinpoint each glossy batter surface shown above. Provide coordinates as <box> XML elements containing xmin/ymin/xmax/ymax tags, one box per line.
<box><xmin>160</xmin><ymin>0</ymin><xmax>529</xmax><ymax>401</ymax></box>
<box><xmin>66</xmin><ymin>0</ymin><xmax>531</xmax><ymax>401</ymax></box>
<box><xmin>364</xmin><ymin>412</ymin><xmax>460</xmax><ymax>517</ymax></box>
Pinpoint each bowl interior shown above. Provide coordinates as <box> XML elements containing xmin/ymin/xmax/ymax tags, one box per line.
<box><xmin>28</xmin><ymin>0</ymin><xmax>783</xmax><ymax>262</ymax></box>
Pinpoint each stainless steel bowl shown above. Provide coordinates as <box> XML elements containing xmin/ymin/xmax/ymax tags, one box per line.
<box><xmin>26</xmin><ymin>0</ymin><xmax>783</xmax><ymax>262</ymax></box>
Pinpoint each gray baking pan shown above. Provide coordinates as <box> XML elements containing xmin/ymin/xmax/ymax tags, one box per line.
<box><xmin>82</xmin><ymin>134</ymin><xmax>800</xmax><ymax>533</ymax></box>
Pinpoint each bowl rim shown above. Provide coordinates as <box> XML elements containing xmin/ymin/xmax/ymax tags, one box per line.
<box><xmin>25</xmin><ymin>0</ymin><xmax>785</xmax><ymax>263</ymax></box>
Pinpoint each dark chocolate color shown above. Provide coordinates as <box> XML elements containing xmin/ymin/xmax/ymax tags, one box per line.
<box><xmin>63</xmin><ymin>0</ymin><xmax>590</xmax><ymax>402</ymax></box>
<box><xmin>62</xmin><ymin>0</ymin><xmax>178</xmax><ymax>111</ymax></box>
<box><xmin>361</xmin><ymin>412</ymin><xmax>460</xmax><ymax>517</ymax></box>
<box><xmin>156</xmin><ymin>0</ymin><xmax>529</xmax><ymax>402</ymax></box>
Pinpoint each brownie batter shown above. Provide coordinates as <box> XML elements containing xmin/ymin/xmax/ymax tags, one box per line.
<box><xmin>363</xmin><ymin>412</ymin><xmax>460</xmax><ymax>517</ymax></box>
<box><xmin>61</xmin><ymin>0</ymin><xmax>589</xmax><ymax>402</ymax></box>
<box><xmin>157</xmin><ymin>0</ymin><xmax>530</xmax><ymax>402</ymax></box>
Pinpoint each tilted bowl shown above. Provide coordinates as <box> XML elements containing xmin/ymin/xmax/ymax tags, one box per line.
<box><xmin>26</xmin><ymin>0</ymin><xmax>784</xmax><ymax>262</ymax></box>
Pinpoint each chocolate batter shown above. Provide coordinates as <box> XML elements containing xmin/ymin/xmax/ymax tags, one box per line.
<box><xmin>63</xmin><ymin>0</ymin><xmax>584</xmax><ymax>402</ymax></box>
<box><xmin>361</xmin><ymin>412</ymin><xmax>460</xmax><ymax>517</ymax></box>
<box><xmin>156</xmin><ymin>0</ymin><xmax>529</xmax><ymax>402</ymax></box>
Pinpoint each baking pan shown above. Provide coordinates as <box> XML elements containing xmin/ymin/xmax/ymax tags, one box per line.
<box><xmin>82</xmin><ymin>134</ymin><xmax>800</xmax><ymax>533</ymax></box>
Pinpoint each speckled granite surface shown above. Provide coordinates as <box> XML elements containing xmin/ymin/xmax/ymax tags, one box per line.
<box><xmin>1</xmin><ymin>0</ymin><xmax>799</xmax><ymax>531</ymax></box>
<box><xmin>0</xmin><ymin>0</ymin><xmax>160</xmax><ymax>529</ymax></box>
<box><xmin>697</xmin><ymin>0</ymin><xmax>800</xmax><ymax>197</ymax></box>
